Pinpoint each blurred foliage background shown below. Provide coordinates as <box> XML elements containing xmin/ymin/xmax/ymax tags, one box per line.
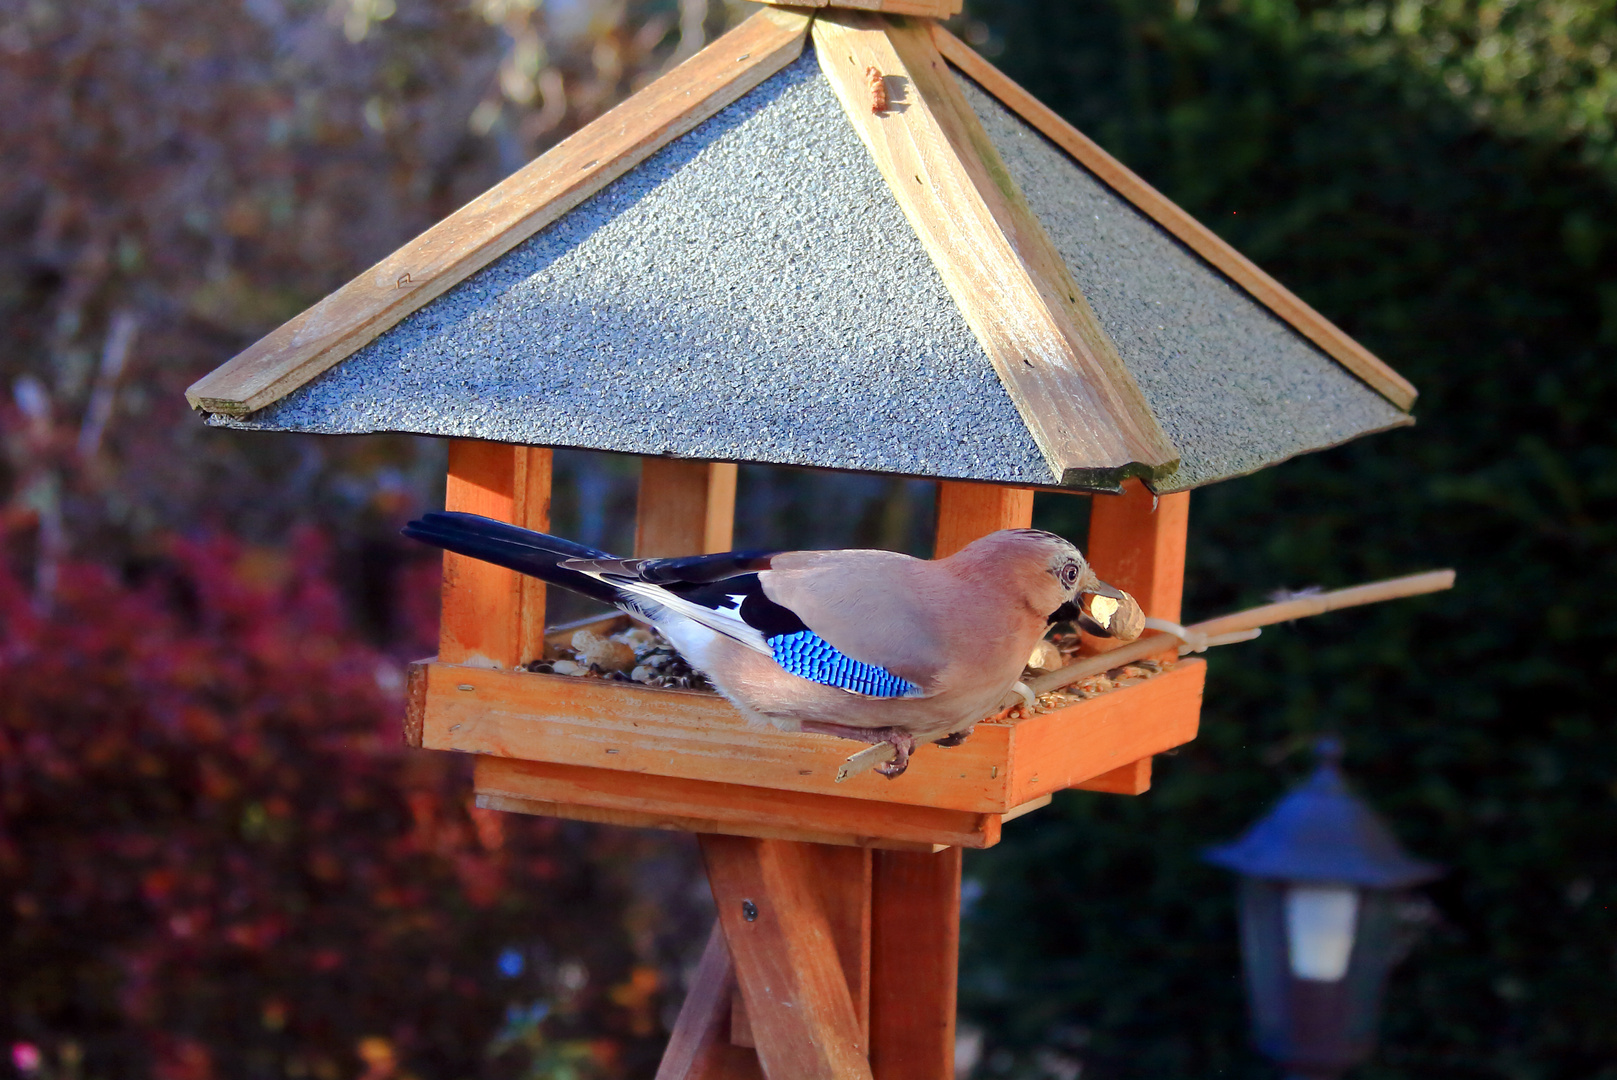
<box><xmin>1</xmin><ymin>0</ymin><xmax>1612</xmax><ymax>1077</ymax></box>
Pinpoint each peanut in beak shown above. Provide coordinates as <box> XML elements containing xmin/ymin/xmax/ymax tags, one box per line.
<box><xmin>1080</xmin><ymin>585</ymin><xmax>1145</xmax><ymax>642</ymax></box>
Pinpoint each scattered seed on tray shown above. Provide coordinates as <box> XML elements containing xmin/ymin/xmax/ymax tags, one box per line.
<box><xmin>531</xmin><ymin>624</ymin><xmax>715</xmax><ymax>692</ymax></box>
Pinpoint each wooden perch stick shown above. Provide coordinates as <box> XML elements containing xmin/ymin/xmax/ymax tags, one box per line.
<box><xmin>1029</xmin><ymin>569</ymin><xmax>1455</xmax><ymax>697</ymax></box>
<box><xmin>836</xmin><ymin>569</ymin><xmax>1455</xmax><ymax>782</ymax></box>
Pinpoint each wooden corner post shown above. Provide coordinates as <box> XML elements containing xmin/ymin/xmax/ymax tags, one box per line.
<box><xmin>1086</xmin><ymin>478</ymin><xmax>1189</xmax><ymax>627</ymax></box>
<box><xmin>439</xmin><ymin>440</ymin><xmax>552</xmax><ymax>668</ymax></box>
<box><xmin>637</xmin><ymin>458</ymin><xmax>738</xmax><ymax>557</ymax></box>
<box><xmin>1080</xmin><ymin>477</ymin><xmax>1191</xmax><ymax>792</ymax></box>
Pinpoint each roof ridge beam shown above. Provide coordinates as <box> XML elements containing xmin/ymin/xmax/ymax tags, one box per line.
<box><xmin>751</xmin><ymin>0</ymin><xmax>963</xmax><ymax>17</ymax></box>
<box><xmin>931</xmin><ymin>24</ymin><xmax>1417</xmax><ymax>413</ymax></box>
<box><xmin>813</xmin><ymin>12</ymin><xmax>1180</xmax><ymax>489</ymax></box>
<box><xmin>186</xmin><ymin>7</ymin><xmax>814</xmax><ymax>417</ymax></box>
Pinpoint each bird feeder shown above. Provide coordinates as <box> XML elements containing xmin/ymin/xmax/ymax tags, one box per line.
<box><xmin>186</xmin><ymin>2</ymin><xmax>1418</xmax><ymax>1076</ymax></box>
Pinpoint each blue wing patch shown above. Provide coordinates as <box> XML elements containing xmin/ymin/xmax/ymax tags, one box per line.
<box><xmin>768</xmin><ymin>630</ymin><xmax>920</xmax><ymax>698</ymax></box>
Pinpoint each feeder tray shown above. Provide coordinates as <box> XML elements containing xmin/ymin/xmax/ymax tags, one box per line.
<box><xmin>407</xmin><ymin>639</ymin><xmax>1204</xmax><ymax>853</ymax></box>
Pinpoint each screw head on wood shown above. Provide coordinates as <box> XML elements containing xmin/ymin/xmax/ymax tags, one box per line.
<box><xmin>741</xmin><ymin>899</ymin><xmax>758</xmax><ymax>922</ymax></box>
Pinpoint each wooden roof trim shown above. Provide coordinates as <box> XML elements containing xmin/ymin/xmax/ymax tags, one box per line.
<box><xmin>813</xmin><ymin>12</ymin><xmax>1179</xmax><ymax>487</ymax></box>
<box><xmin>931</xmin><ymin>25</ymin><xmax>1418</xmax><ymax>413</ymax></box>
<box><xmin>186</xmin><ymin>8</ymin><xmax>813</xmax><ymax>417</ymax></box>
<box><xmin>752</xmin><ymin>0</ymin><xmax>963</xmax><ymax>18</ymax></box>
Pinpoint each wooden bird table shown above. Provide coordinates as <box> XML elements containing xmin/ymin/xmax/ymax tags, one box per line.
<box><xmin>405</xmin><ymin>441</ymin><xmax>1201</xmax><ymax>1080</ymax></box>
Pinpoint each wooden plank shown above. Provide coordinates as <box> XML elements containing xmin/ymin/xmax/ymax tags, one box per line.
<box><xmin>1071</xmin><ymin>756</ymin><xmax>1152</xmax><ymax>795</ymax></box>
<box><xmin>185</xmin><ymin>9</ymin><xmax>814</xmax><ymax>416</ymax></box>
<box><xmin>731</xmin><ymin>844</ymin><xmax>872</xmax><ymax>1052</ymax></box>
<box><xmin>637</xmin><ymin>459</ymin><xmax>738</xmax><ymax>558</ymax></box>
<box><xmin>1086</xmin><ymin>478</ymin><xmax>1189</xmax><ymax>625</ymax></box>
<box><xmin>1000</xmin><ymin>792</ymin><xmax>1052</xmax><ymax>821</ymax></box>
<box><xmin>424</xmin><ymin>659</ymin><xmax>1008</xmax><ymax>811</ymax></box>
<box><xmin>656</xmin><ymin>924</ymin><xmax>766</xmax><ymax>1080</ymax></box>
<box><xmin>477</xmin><ymin>792</ymin><xmax>953</xmax><ymax>852</ymax></box>
<box><xmin>403</xmin><ymin>659</ymin><xmax>429</xmax><ymax>748</ymax></box>
<box><xmin>515</xmin><ymin>447</ymin><xmax>553</xmax><ymax>664</ymax></box>
<box><xmin>752</xmin><ymin>0</ymin><xmax>962</xmax><ymax>18</ymax></box>
<box><xmin>417</xmin><ymin>656</ymin><xmax>1205</xmax><ymax>812</ymax></box>
<box><xmin>1082</xmin><ymin>474</ymin><xmax>1188</xmax><ymax>820</ymax></box>
<box><xmin>930</xmin><ymin>24</ymin><xmax>1417</xmax><ymax>413</ymax></box>
<box><xmin>472</xmin><ymin>756</ymin><xmax>1001</xmax><ymax>850</ymax></box>
<box><xmin>804</xmin><ymin>845</ymin><xmax>874</xmax><ymax>1045</ymax></box>
<box><xmin>705</xmin><ymin>463</ymin><xmax>739</xmax><ymax>555</ymax></box>
<box><xmin>439</xmin><ymin>440</ymin><xmax>518</xmax><ymax>667</ymax></box>
<box><xmin>730</xmin><ymin>990</ymin><xmax>755</xmax><ymax>1049</ymax></box>
<box><xmin>813</xmin><ymin>13</ymin><xmax>1178</xmax><ymax>487</ymax></box>
<box><xmin>702</xmin><ymin>836</ymin><xmax>874</xmax><ymax>1080</ymax></box>
<box><xmin>1003</xmin><ymin>659</ymin><xmax>1202</xmax><ymax>806</ymax></box>
<box><xmin>933</xmin><ymin>481</ymin><xmax>1034</xmax><ymax>558</ymax></box>
<box><xmin>870</xmin><ymin>846</ymin><xmax>961</xmax><ymax>1080</ymax></box>
<box><xmin>438</xmin><ymin>441</ymin><xmax>550</xmax><ymax>668</ymax></box>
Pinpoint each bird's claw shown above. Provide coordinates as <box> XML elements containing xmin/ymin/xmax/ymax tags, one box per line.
<box><xmin>934</xmin><ymin>726</ymin><xmax>974</xmax><ymax>748</ymax></box>
<box><xmin>873</xmin><ymin>729</ymin><xmax>916</xmax><ymax>778</ymax></box>
<box><xmin>806</xmin><ymin>722</ymin><xmax>916</xmax><ymax>779</ymax></box>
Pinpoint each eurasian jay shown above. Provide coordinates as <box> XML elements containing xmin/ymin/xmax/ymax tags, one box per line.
<box><xmin>403</xmin><ymin>512</ymin><xmax>1143</xmax><ymax>777</ymax></box>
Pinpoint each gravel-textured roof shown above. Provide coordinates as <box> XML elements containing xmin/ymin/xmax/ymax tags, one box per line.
<box><xmin>215</xmin><ymin>52</ymin><xmax>1059</xmax><ymax>486</ymax></box>
<box><xmin>953</xmin><ymin>73</ymin><xmax>1411</xmax><ymax>492</ymax></box>
<box><xmin>213</xmin><ymin>44</ymin><xmax>1411</xmax><ymax>493</ymax></box>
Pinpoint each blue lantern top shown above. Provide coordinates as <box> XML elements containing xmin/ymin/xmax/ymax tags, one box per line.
<box><xmin>1204</xmin><ymin>739</ymin><xmax>1441</xmax><ymax>888</ymax></box>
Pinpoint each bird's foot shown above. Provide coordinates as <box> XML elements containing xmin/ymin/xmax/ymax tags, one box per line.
<box><xmin>934</xmin><ymin>726</ymin><xmax>974</xmax><ymax>748</ymax></box>
<box><xmin>872</xmin><ymin>730</ymin><xmax>916</xmax><ymax>778</ymax></box>
<box><xmin>801</xmin><ymin>722</ymin><xmax>916</xmax><ymax>779</ymax></box>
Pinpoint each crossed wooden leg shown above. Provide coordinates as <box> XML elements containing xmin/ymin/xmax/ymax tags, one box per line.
<box><xmin>658</xmin><ymin>837</ymin><xmax>962</xmax><ymax>1080</ymax></box>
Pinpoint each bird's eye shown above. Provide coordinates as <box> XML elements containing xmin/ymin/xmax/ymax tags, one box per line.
<box><xmin>1060</xmin><ymin>562</ymin><xmax>1080</xmax><ymax>587</ymax></box>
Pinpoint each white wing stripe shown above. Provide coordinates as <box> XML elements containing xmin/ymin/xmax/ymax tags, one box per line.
<box><xmin>578</xmin><ymin>573</ymin><xmax>774</xmax><ymax>656</ymax></box>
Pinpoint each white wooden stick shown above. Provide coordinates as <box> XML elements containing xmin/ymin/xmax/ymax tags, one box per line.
<box><xmin>837</xmin><ymin>568</ymin><xmax>1455</xmax><ymax>779</ymax></box>
<box><xmin>834</xmin><ymin>742</ymin><xmax>897</xmax><ymax>783</ymax></box>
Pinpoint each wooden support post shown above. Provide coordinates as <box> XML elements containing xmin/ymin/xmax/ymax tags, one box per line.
<box><xmin>702</xmin><ymin>836</ymin><xmax>874</xmax><ymax>1080</ymax></box>
<box><xmin>870</xmin><ymin>846</ymin><xmax>963</xmax><ymax>1080</ymax></box>
<box><xmin>811</xmin><ymin>844</ymin><xmax>874</xmax><ymax>1045</ymax></box>
<box><xmin>637</xmin><ymin>458</ymin><xmax>738</xmax><ymax>557</ymax></box>
<box><xmin>439</xmin><ymin>440</ymin><xmax>551</xmax><ymax>668</ymax></box>
<box><xmin>729</xmin><ymin>843</ymin><xmax>872</xmax><ymax>1051</ymax></box>
<box><xmin>657</xmin><ymin>924</ymin><xmax>764</xmax><ymax>1080</ymax></box>
<box><xmin>514</xmin><ymin>448</ymin><xmax>552</xmax><ymax>664</ymax></box>
<box><xmin>934</xmin><ymin>480</ymin><xmax>1035</xmax><ymax>558</ymax></box>
<box><xmin>1079</xmin><ymin>476</ymin><xmax>1190</xmax><ymax>783</ymax></box>
<box><xmin>1085</xmin><ymin>477</ymin><xmax>1189</xmax><ymax>627</ymax></box>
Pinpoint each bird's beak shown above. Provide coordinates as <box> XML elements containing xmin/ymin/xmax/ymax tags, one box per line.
<box><xmin>1076</xmin><ymin>580</ymin><xmax>1144</xmax><ymax>642</ymax></box>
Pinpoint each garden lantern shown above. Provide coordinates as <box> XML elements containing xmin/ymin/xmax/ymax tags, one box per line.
<box><xmin>185</xmin><ymin>0</ymin><xmax>1422</xmax><ymax>1074</ymax></box>
<box><xmin>1205</xmin><ymin>738</ymin><xmax>1441</xmax><ymax>1080</ymax></box>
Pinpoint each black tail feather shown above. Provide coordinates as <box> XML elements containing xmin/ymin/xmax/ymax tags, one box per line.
<box><xmin>402</xmin><ymin>512</ymin><xmax>625</xmax><ymax>608</ymax></box>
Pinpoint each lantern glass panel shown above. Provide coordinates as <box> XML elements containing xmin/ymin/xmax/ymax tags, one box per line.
<box><xmin>1284</xmin><ymin>885</ymin><xmax>1359</xmax><ymax>981</ymax></box>
<box><xmin>1237</xmin><ymin>879</ymin><xmax>1407</xmax><ymax>1073</ymax></box>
